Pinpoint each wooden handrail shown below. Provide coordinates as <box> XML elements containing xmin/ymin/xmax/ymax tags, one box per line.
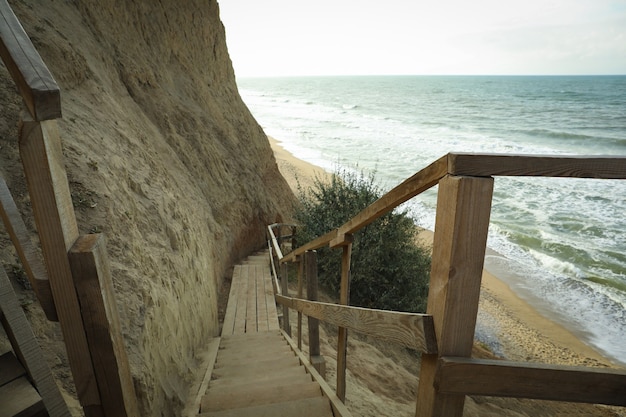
<box><xmin>436</xmin><ymin>357</ymin><xmax>626</xmax><ymax>406</ymax></box>
<box><xmin>275</xmin><ymin>294</ymin><xmax>437</xmax><ymax>353</ymax></box>
<box><xmin>0</xmin><ymin>0</ymin><xmax>61</xmax><ymax>120</ymax></box>
<box><xmin>274</xmin><ymin>152</ymin><xmax>626</xmax><ymax>415</ymax></box>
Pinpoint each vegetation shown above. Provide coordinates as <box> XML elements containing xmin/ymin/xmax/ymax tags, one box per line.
<box><xmin>295</xmin><ymin>168</ymin><xmax>431</xmax><ymax>313</ymax></box>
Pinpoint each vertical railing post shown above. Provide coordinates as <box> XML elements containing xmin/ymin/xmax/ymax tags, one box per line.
<box><xmin>305</xmin><ymin>250</ymin><xmax>325</xmax><ymax>378</ymax></box>
<box><xmin>415</xmin><ymin>175</ymin><xmax>494</xmax><ymax>417</ymax></box>
<box><xmin>330</xmin><ymin>233</ymin><xmax>354</xmax><ymax>402</ymax></box>
<box><xmin>297</xmin><ymin>257</ymin><xmax>304</xmax><ymax>350</ymax></box>
<box><xmin>280</xmin><ymin>263</ymin><xmax>291</xmax><ymax>336</ymax></box>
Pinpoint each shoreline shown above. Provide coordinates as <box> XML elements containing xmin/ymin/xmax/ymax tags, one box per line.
<box><xmin>269</xmin><ymin>135</ymin><xmax>618</xmax><ymax>369</ymax></box>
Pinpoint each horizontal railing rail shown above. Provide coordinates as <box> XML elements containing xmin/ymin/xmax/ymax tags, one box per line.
<box><xmin>269</xmin><ymin>152</ymin><xmax>626</xmax><ymax>416</ymax></box>
<box><xmin>0</xmin><ymin>0</ymin><xmax>61</xmax><ymax>120</ymax></box>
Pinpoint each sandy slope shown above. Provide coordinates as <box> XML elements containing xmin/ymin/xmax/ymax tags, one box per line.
<box><xmin>270</xmin><ymin>137</ymin><xmax>625</xmax><ymax>417</ymax></box>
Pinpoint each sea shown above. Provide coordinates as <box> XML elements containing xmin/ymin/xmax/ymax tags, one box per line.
<box><xmin>236</xmin><ymin>75</ymin><xmax>626</xmax><ymax>366</ymax></box>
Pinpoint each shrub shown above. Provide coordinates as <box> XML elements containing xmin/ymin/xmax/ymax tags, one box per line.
<box><xmin>295</xmin><ymin>168</ymin><xmax>430</xmax><ymax>313</ymax></box>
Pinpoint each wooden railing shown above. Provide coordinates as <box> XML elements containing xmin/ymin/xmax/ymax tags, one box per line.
<box><xmin>0</xmin><ymin>2</ymin><xmax>138</xmax><ymax>416</ymax></box>
<box><xmin>269</xmin><ymin>153</ymin><xmax>626</xmax><ymax>417</ymax></box>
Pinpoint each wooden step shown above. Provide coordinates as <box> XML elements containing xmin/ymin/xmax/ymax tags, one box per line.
<box><xmin>220</xmin><ymin>332</ymin><xmax>283</xmax><ymax>345</ymax></box>
<box><xmin>217</xmin><ymin>338</ymin><xmax>288</xmax><ymax>352</ymax></box>
<box><xmin>212</xmin><ymin>357</ymin><xmax>301</xmax><ymax>379</ymax></box>
<box><xmin>209</xmin><ymin>365</ymin><xmax>308</xmax><ymax>387</ymax></box>
<box><xmin>199</xmin><ymin>396</ymin><xmax>333</xmax><ymax>417</ymax></box>
<box><xmin>201</xmin><ymin>381</ymin><xmax>322</xmax><ymax>412</ymax></box>
<box><xmin>0</xmin><ymin>376</ymin><xmax>46</xmax><ymax>417</ymax></box>
<box><xmin>215</xmin><ymin>348</ymin><xmax>295</xmax><ymax>367</ymax></box>
<box><xmin>207</xmin><ymin>372</ymin><xmax>312</xmax><ymax>394</ymax></box>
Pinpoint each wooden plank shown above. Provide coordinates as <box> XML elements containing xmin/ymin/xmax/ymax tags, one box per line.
<box><xmin>245</xmin><ymin>265</ymin><xmax>257</xmax><ymax>333</ymax></box>
<box><xmin>199</xmin><ymin>396</ymin><xmax>333</xmax><ymax>417</ymax></box>
<box><xmin>211</xmin><ymin>358</ymin><xmax>303</xmax><ymax>380</ymax></box>
<box><xmin>336</xmin><ymin>243</ymin><xmax>352</xmax><ymax>402</ymax></box>
<box><xmin>233</xmin><ymin>265</ymin><xmax>248</xmax><ymax>335</ymax></box>
<box><xmin>221</xmin><ymin>266</ymin><xmax>241</xmax><ymax>336</ymax></box>
<box><xmin>416</xmin><ymin>175</ymin><xmax>494</xmax><ymax>417</ymax></box>
<box><xmin>267</xmin><ymin>225</ymin><xmax>284</xmax><ymax>260</ymax></box>
<box><xmin>448</xmin><ymin>153</ymin><xmax>626</xmax><ymax>179</ymax></box>
<box><xmin>0</xmin><ymin>268</ymin><xmax>71</xmax><ymax>417</ymax></box>
<box><xmin>296</xmin><ymin>259</ymin><xmax>303</xmax><ymax>350</ymax></box>
<box><xmin>0</xmin><ymin>377</ymin><xmax>45</xmax><ymax>417</ymax></box>
<box><xmin>18</xmin><ymin>118</ymin><xmax>101</xmax><ymax>412</ymax></box>
<box><xmin>0</xmin><ymin>0</ymin><xmax>61</xmax><ymax>121</ymax></box>
<box><xmin>0</xmin><ymin>177</ymin><xmax>57</xmax><ymax>321</ymax></box>
<box><xmin>282</xmin><ymin>330</ymin><xmax>353</xmax><ymax>417</ymax></box>
<box><xmin>182</xmin><ymin>337</ymin><xmax>220</xmax><ymax>417</ymax></box>
<box><xmin>208</xmin><ymin>366</ymin><xmax>309</xmax><ymax>389</ymax></box>
<box><xmin>275</xmin><ymin>295</ymin><xmax>437</xmax><ymax>353</ymax></box>
<box><xmin>281</xmin><ymin>229</ymin><xmax>337</xmax><ymax>264</ymax></box>
<box><xmin>201</xmin><ymin>381</ymin><xmax>321</xmax><ymax>412</ymax></box>
<box><xmin>255</xmin><ymin>265</ymin><xmax>269</xmax><ymax>332</ymax></box>
<box><xmin>280</xmin><ymin>264</ymin><xmax>290</xmax><ymax>336</ymax></box>
<box><xmin>263</xmin><ymin>266</ymin><xmax>280</xmax><ymax>331</ymax></box>
<box><xmin>0</xmin><ymin>351</ymin><xmax>26</xmax><ymax>386</ymax></box>
<box><xmin>68</xmin><ymin>234</ymin><xmax>140</xmax><ymax>417</ymax></box>
<box><xmin>436</xmin><ymin>357</ymin><xmax>626</xmax><ymax>406</ymax></box>
<box><xmin>338</xmin><ymin>155</ymin><xmax>448</xmax><ymax>236</ymax></box>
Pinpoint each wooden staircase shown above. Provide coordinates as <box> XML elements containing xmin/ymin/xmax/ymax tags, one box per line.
<box><xmin>193</xmin><ymin>251</ymin><xmax>336</xmax><ymax>417</ymax></box>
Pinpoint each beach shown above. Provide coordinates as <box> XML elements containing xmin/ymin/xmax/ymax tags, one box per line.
<box><xmin>269</xmin><ymin>136</ymin><xmax>617</xmax><ymax>370</ymax></box>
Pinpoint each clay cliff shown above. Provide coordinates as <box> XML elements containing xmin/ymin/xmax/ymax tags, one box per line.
<box><xmin>0</xmin><ymin>0</ymin><xmax>294</xmax><ymax>415</ymax></box>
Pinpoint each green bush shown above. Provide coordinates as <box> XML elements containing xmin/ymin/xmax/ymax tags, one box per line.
<box><xmin>295</xmin><ymin>168</ymin><xmax>430</xmax><ymax>313</ymax></box>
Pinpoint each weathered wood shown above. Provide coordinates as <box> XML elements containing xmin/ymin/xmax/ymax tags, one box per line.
<box><xmin>0</xmin><ymin>0</ymin><xmax>61</xmax><ymax>120</ymax></box>
<box><xmin>245</xmin><ymin>265</ymin><xmax>257</xmax><ymax>332</ymax></box>
<box><xmin>0</xmin><ymin>351</ymin><xmax>26</xmax><ymax>386</ymax></box>
<box><xmin>199</xmin><ymin>396</ymin><xmax>333</xmax><ymax>417</ymax></box>
<box><xmin>0</xmin><ymin>267</ymin><xmax>71</xmax><ymax>417</ymax></box>
<box><xmin>69</xmin><ymin>234</ymin><xmax>140</xmax><ymax>417</ymax></box>
<box><xmin>416</xmin><ymin>175</ymin><xmax>494</xmax><ymax>417</ymax></box>
<box><xmin>305</xmin><ymin>251</ymin><xmax>325</xmax><ymax>378</ymax></box>
<box><xmin>274</xmin><ymin>295</ymin><xmax>437</xmax><ymax>353</ymax></box>
<box><xmin>282</xmin><ymin>330</ymin><xmax>353</xmax><ymax>417</ymax></box>
<box><xmin>448</xmin><ymin>153</ymin><xmax>626</xmax><ymax>179</ymax></box>
<box><xmin>297</xmin><ymin>259</ymin><xmax>304</xmax><ymax>350</ymax></box>
<box><xmin>0</xmin><ymin>177</ymin><xmax>57</xmax><ymax>321</ymax></box>
<box><xmin>18</xmin><ymin>118</ymin><xmax>101</xmax><ymax>411</ymax></box>
<box><xmin>0</xmin><ymin>376</ymin><xmax>45</xmax><ymax>417</ymax></box>
<box><xmin>182</xmin><ymin>337</ymin><xmax>220</xmax><ymax>417</ymax></box>
<box><xmin>338</xmin><ymin>155</ymin><xmax>448</xmax><ymax>236</ymax></box>
<box><xmin>436</xmin><ymin>357</ymin><xmax>626</xmax><ymax>406</ymax></box>
<box><xmin>336</xmin><ymin>243</ymin><xmax>352</xmax><ymax>402</ymax></box>
<box><xmin>280</xmin><ymin>263</ymin><xmax>290</xmax><ymax>336</ymax></box>
<box><xmin>221</xmin><ymin>266</ymin><xmax>241</xmax><ymax>336</ymax></box>
<box><xmin>281</xmin><ymin>229</ymin><xmax>337</xmax><ymax>264</ymax></box>
<box><xmin>263</xmin><ymin>266</ymin><xmax>280</xmax><ymax>331</ymax></box>
<box><xmin>201</xmin><ymin>381</ymin><xmax>322</xmax><ymax>412</ymax></box>
<box><xmin>233</xmin><ymin>265</ymin><xmax>248</xmax><ymax>335</ymax></box>
<box><xmin>267</xmin><ymin>225</ymin><xmax>284</xmax><ymax>260</ymax></box>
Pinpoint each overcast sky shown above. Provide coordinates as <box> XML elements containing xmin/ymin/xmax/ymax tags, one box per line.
<box><xmin>218</xmin><ymin>0</ymin><xmax>626</xmax><ymax>77</ymax></box>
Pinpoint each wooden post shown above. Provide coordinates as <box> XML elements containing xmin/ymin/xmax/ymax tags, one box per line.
<box><xmin>0</xmin><ymin>267</ymin><xmax>71</xmax><ymax>417</ymax></box>
<box><xmin>19</xmin><ymin>117</ymin><xmax>102</xmax><ymax>414</ymax></box>
<box><xmin>331</xmin><ymin>235</ymin><xmax>353</xmax><ymax>402</ymax></box>
<box><xmin>0</xmin><ymin>177</ymin><xmax>57</xmax><ymax>321</ymax></box>
<box><xmin>305</xmin><ymin>250</ymin><xmax>325</xmax><ymax>378</ymax></box>
<box><xmin>280</xmin><ymin>263</ymin><xmax>291</xmax><ymax>336</ymax></box>
<box><xmin>69</xmin><ymin>234</ymin><xmax>140</xmax><ymax>417</ymax></box>
<box><xmin>415</xmin><ymin>175</ymin><xmax>494</xmax><ymax>417</ymax></box>
<box><xmin>297</xmin><ymin>258</ymin><xmax>304</xmax><ymax>350</ymax></box>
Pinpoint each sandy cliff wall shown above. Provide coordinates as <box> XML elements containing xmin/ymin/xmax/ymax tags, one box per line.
<box><xmin>0</xmin><ymin>0</ymin><xmax>294</xmax><ymax>415</ymax></box>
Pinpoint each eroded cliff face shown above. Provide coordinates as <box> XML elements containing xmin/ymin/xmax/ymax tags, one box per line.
<box><xmin>0</xmin><ymin>0</ymin><xmax>293</xmax><ymax>415</ymax></box>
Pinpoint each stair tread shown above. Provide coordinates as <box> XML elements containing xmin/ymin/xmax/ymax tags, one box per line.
<box><xmin>215</xmin><ymin>349</ymin><xmax>295</xmax><ymax>367</ymax></box>
<box><xmin>201</xmin><ymin>381</ymin><xmax>322</xmax><ymax>412</ymax></box>
<box><xmin>212</xmin><ymin>357</ymin><xmax>301</xmax><ymax>379</ymax></box>
<box><xmin>207</xmin><ymin>372</ymin><xmax>312</xmax><ymax>394</ymax></box>
<box><xmin>209</xmin><ymin>365</ymin><xmax>307</xmax><ymax>387</ymax></box>
<box><xmin>199</xmin><ymin>395</ymin><xmax>333</xmax><ymax>417</ymax></box>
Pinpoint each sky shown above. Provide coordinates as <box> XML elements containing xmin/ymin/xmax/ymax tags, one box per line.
<box><xmin>217</xmin><ymin>0</ymin><xmax>626</xmax><ymax>77</ymax></box>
